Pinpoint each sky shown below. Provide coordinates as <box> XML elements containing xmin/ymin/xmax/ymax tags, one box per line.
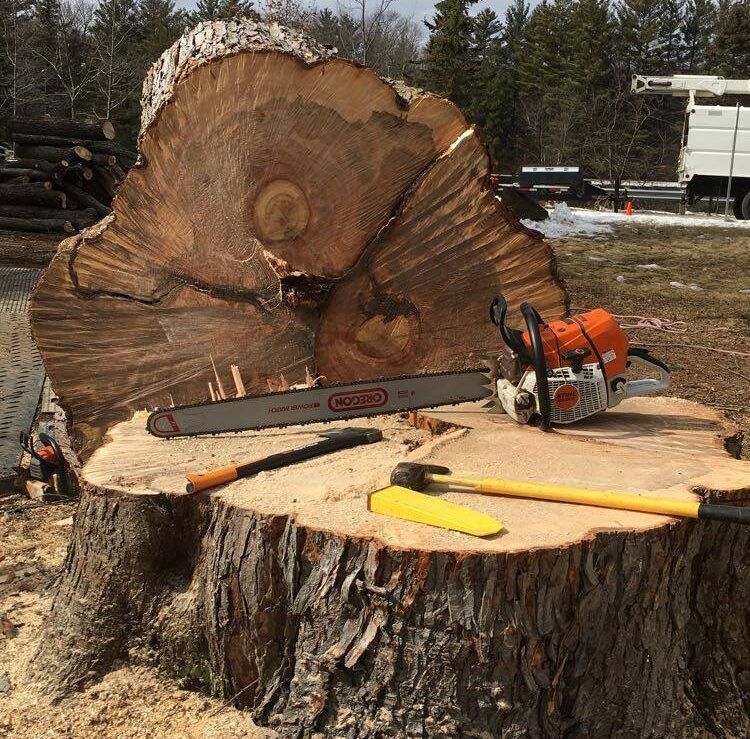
<box><xmin>174</xmin><ymin>0</ymin><xmax>521</xmax><ymax>32</ymax></box>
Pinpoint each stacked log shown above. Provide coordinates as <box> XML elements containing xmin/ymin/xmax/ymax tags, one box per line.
<box><xmin>0</xmin><ymin>117</ymin><xmax>136</xmax><ymax>235</ymax></box>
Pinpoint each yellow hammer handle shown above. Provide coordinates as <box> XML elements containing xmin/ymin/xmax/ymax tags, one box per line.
<box><xmin>429</xmin><ymin>473</ymin><xmax>700</xmax><ymax>519</ymax></box>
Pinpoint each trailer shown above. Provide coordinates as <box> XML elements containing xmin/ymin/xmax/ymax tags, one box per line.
<box><xmin>493</xmin><ymin>166</ymin><xmax>608</xmax><ymax>203</ymax></box>
<box><xmin>632</xmin><ymin>74</ymin><xmax>750</xmax><ymax>218</ymax></box>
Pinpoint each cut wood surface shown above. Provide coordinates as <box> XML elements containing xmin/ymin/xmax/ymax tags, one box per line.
<box><xmin>82</xmin><ymin>397</ymin><xmax>750</xmax><ymax>552</ymax></box>
<box><xmin>30</xmin><ymin>19</ymin><xmax>566</xmax><ymax>458</ymax></box>
<box><xmin>31</xmin><ymin>397</ymin><xmax>750</xmax><ymax>737</ymax></box>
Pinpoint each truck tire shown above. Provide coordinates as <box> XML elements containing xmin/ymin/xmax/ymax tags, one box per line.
<box><xmin>741</xmin><ymin>191</ymin><xmax>750</xmax><ymax>220</ymax></box>
<box><xmin>732</xmin><ymin>191</ymin><xmax>746</xmax><ymax>219</ymax></box>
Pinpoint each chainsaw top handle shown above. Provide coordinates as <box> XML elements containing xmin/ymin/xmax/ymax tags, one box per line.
<box><xmin>520</xmin><ymin>302</ymin><xmax>552</xmax><ymax>431</ymax></box>
<box><xmin>489</xmin><ymin>295</ymin><xmax>531</xmax><ymax>364</ymax></box>
<box><xmin>490</xmin><ymin>294</ymin><xmax>552</xmax><ymax>431</ymax></box>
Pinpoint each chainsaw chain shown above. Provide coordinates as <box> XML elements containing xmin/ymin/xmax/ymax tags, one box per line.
<box><xmin>147</xmin><ymin>367</ymin><xmax>494</xmax><ymax>439</ymax></box>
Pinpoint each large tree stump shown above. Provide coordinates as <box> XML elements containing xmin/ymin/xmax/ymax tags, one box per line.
<box><xmin>26</xmin><ymin>19</ymin><xmax>750</xmax><ymax>739</ymax></box>
<box><xmin>29</xmin><ymin>19</ymin><xmax>565</xmax><ymax>459</ymax></box>
<box><xmin>29</xmin><ymin>397</ymin><xmax>750</xmax><ymax>737</ymax></box>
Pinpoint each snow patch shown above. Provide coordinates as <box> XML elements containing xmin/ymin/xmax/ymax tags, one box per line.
<box><xmin>564</xmin><ymin>207</ymin><xmax>750</xmax><ymax>230</ymax></box>
<box><xmin>521</xmin><ymin>203</ymin><xmax>750</xmax><ymax>238</ymax></box>
<box><xmin>521</xmin><ymin>203</ymin><xmax>613</xmax><ymax>238</ymax></box>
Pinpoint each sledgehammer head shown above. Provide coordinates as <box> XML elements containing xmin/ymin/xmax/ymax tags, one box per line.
<box><xmin>390</xmin><ymin>462</ymin><xmax>452</xmax><ymax>491</ymax></box>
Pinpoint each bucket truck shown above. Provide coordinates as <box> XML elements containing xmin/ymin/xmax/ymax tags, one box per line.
<box><xmin>632</xmin><ymin>74</ymin><xmax>750</xmax><ymax>218</ymax></box>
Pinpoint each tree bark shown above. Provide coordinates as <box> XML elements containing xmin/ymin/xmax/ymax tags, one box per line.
<box><xmin>0</xmin><ymin>215</ymin><xmax>74</xmax><ymax>233</ymax></box>
<box><xmin>15</xmin><ymin>144</ymin><xmax>77</xmax><ymax>165</ymax></box>
<box><xmin>0</xmin><ymin>205</ymin><xmax>97</xmax><ymax>229</ymax></box>
<box><xmin>28</xmin><ymin>400</ymin><xmax>750</xmax><ymax>738</ymax></box>
<box><xmin>0</xmin><ymin>184</ymin><xmax>66</xmax><ymax>207</ymax></box>
<box><xmin>0</xmin><ymin>167</ymin><xmax>51</xmax><ymax>180</ymax></box>
<box><xmin>8</xmin><ymin>116</ymin><xmax>116</xmax><ymax>141</ymax></box>
<box><xmin>30</xmin><ymin>19</ymin><xmax>566</xmax><ymax>458</ymax></box>
<box><xmin>9</xmin><ymin>132</ymin><xmax>135</xmax><ymax>160</ymax></box>
<box><xmin>12</xmin><ymin>158</ymin><xmax>57</xmax><ymax>174</ymax></box>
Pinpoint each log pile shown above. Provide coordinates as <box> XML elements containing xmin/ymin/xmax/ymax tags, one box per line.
<box><xmin>0</xmin><ymin>117</ymin><xmax>136</xmax><ymax>235</ymax></box>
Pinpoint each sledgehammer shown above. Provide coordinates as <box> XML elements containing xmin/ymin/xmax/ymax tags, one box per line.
<box><xmin>390</xmin><ymin>463</ymin><xmax>750</xmax><ymax>525</ymax></box>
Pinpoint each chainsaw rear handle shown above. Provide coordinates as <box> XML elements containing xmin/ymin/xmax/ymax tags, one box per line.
<box><xmin>623</xmin><ymin>348</ymin><xmax>671</xmax><ymax>399</ymax></box>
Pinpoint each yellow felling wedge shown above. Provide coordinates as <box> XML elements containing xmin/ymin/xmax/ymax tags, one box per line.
<box><xmin>368</xmin><ymin>485</ymin><xmax>503</xmax><ymax>537</ymax></box>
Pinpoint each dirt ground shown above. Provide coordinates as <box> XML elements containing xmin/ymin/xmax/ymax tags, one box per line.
<box><xmin>555</xmin><ymin>222</ymin><xmax>750</xmax><ymax>456</ymax></box>
<box><xmin>0</xmin><ymin>218</ymin><xmax>748</xmax><ymax>737</ymax></box>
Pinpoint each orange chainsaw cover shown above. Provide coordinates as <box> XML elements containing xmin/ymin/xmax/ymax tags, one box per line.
<box><xmin>522</xmin><ymin>309</ymin><xmax>629</xmax><ymax>379</ymax></box>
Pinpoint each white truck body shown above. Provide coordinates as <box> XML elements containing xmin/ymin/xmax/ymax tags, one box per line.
<box><xmin>680</xmin><ymin>104</ymin><xmax>750</xmax><ymax>184</ymax></box>
<box><xmin>632</xmin><ymin>74</ymin><xmax>750</xmax><ymax>217</ymax></box>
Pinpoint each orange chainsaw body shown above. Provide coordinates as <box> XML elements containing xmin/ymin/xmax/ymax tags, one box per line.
<box><xmin>520</xmin><ymin>308</ymin><xmax>630</xmax><ymax>378</ymax></box>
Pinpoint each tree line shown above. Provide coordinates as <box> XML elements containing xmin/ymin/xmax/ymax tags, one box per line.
<box><xmin>420</xmin><ymin>0</ymin><xmax>750</xmax><ymax>181</ymax></box>
<box><xmin>0</xmin><ymin>0</ymin><xmax>421</xmax><ymax>143</ymax></box>
<box><xmin>2</xmin><ymin>0</ymin><xmax>750</xmax><ymax>181</ymax></box>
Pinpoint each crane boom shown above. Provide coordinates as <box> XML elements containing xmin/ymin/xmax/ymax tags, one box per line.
<box><xmin>632</xmin><ymin>74</ymin><xmax>750</xmax><ymax>103</ymax></box>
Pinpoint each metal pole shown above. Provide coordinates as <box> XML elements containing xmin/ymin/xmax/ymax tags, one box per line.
<box><xmin>725</xmin><ymin>103</ymin><xmax>741</xmax><ymax>220</ymax></box>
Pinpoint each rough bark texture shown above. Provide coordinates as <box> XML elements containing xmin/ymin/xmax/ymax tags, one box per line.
<box><xmin>29</xmin><ymin>19</ymin><xmax>566</xmax><ymax>459</ymax></box>
<box><xmin>30</xmin><ymin>400</ymin><xmax>750</xmax><ymax>738</ymax></box>
<box><xmin>7</xmin><ymin>116</ymin><xmax>116</xmax><ymax>141</ymax></box>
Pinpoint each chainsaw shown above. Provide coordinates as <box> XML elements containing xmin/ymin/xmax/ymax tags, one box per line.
<box><xmin>147</xmin><ymin>295</ymin><xmax>670</xmax><ymax>438</ymax></box>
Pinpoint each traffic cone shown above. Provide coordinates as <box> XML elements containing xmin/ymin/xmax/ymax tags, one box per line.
<box><xmin>625</xmin><ymin>200</ymin><xmax>633</xmax><ymax>216</ymax></box>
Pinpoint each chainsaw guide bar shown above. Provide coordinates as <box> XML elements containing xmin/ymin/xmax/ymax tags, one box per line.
<box><xmin>147</xmin><ymin>368</ymin><xmax>495</xmax><ymax>438</ymax></box>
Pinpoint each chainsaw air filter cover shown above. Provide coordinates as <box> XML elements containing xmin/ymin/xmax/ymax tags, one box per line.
<box><xmin>523</xmin><ymin>364</ymin><xmax>609</xmax><ymax>424</ymax></box>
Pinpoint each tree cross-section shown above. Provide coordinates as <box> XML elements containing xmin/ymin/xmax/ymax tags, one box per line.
<box><xmin>29</xmin><ymin>19</ymin><xmax>566</xmax><ymax>458</ymax></box>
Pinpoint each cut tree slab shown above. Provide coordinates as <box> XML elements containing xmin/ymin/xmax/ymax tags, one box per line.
<box><xmin>30</xmin><ymin>397</ymin><xmax>750</xmax><ymax>737</ymax></box>
<box><xmin>29</xmin><ymin>19</ymin><xmax>566</xmax><ymax>459</ymax></box>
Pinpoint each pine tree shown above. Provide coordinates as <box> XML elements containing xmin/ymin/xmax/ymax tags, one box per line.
<box><xmin>709</xmin><ymin>0</ymin><xmax>750</xmax><ymax>77</ymax></box>
<box><xmin>92</xmin><ymin>0</ymin><xmax>140</xmax><ymax>119</ymax></box>
<box><xmin>310</xmin><ymin>7</ymin><xmax>340</xmax><ymax>48</ymax></box>
<box><xmin>615</xmin><ymin>0</ymin><xmax>661</xmax><ymax>73</ymax></box>
<box><xmin>493</xmin><ymin>0</ymin><xmax>529</xmax><ymax>164</ymax></box>
<box><xmin>420</xmin><ymin>0</ymin><xmax>479</xmax><ymax>112</ymax></box>
<box><xmin>656</xmin><ymin>0</ymin><xmax>684</xmax><ymax>70</ymax></box>
<box><xmin>518</xmin><ymin>0</ymin><xmax>579</xmax><ymax>163</ymax></box>
<box><xmin>190</xmin><ymin>0</ymin><xmax>256</xmax><ymax>23</ymax></box>
<box><xmin>30</xmin><ymin>0</ymin><xmax>63</xmax><ymax>113</ymax></box>
<box><xmin>472</xmin><ymin>6</ymin><xmax>500</xmax><ymax>50</ymax></box>
<box><xmin>135</xmin><ymin>0</ymin><xmax>186</xmax><ymax>70</ymax></box>
<box><xmin>0</xmin><ymin>0</ymin><xmax>35</xmax><ymax>118</ymax></box>
<box><xmin>466</xmin><ymin>8</ymin><xmax>502</xmax><ymax>154</ymax></box>
<box><xmin>570</xmin><ymin>0</ymin><xmax>614</xmax><ymax>93</ymax></box>
<box><xmin>682</xmin><ymin>0</ymin><xmax>716</xmax><ymax>71</ymax></box>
